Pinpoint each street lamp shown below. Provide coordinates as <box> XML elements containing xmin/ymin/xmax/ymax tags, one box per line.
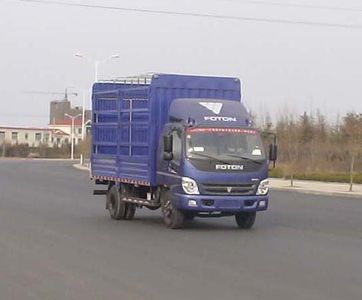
<box><xmin>65</xmin><ymin>113</ymin><xmax>82</xmax><ymax>160</ymax></box>
<box><xmin>0</xmin><ymin>132</ymin><xmax>5</xmax><ymax>157</ymax></box>
<box><xmin>66</xmin><ymin>87</ymin><xmax>88</xmax><ymax>141</ymax></box>
<box><xmin>74</xmin><ymin>53</ymin><xmax>120</xmax><ymax>82</ymax></box>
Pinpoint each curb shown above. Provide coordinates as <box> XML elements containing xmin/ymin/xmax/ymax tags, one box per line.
<box><xmin>0</xmin><ymin>158</ymin><xmax>72</xmax><ymax>161</ymax></box>
<box><xmin>270</xmin><ymin>186</ymin><xmax>362</xmax><ymax>199</ymax></box>
<box><xmin>73</xmin><ymin>164</ymin><xmax>91</xmax><ymax>172</ymax></box>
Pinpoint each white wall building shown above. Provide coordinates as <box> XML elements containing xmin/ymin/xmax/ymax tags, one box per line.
<box><xmin>0</xmin><ymin>126</ymin><xmax>69</xmax><ymax>147</ymax></box>
<box><xmin>48</xmin><ymin>119</ymin><xmax>91</xmax><ymax>145</ymax></box>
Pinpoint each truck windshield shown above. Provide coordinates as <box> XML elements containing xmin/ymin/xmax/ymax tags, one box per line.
<box><xmin>186</xmin><ymin>128</ymin><xmax>266</xmax><ymax>162</ymax></box>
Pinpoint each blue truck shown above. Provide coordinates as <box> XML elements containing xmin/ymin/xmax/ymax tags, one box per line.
<box><xmin>91</xmin><ymin>73</ymin><xmax>277</xmax><ymax>229</ymax></box>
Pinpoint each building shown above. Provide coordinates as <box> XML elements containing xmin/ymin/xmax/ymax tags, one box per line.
<box><xmin>0</xmin><ymin>126</ymin><xmax>69</xmax><ymax>147</ymax></box>
<box><xmin>49</xmin><ymin>98</ymin><xmax>91</xmax><ymax>145</ymax></box>
<box><xmin>49</xmin><ymin>98</ymin><xmax>91</xmax><ymax>127</ymax></box>
<box><xmin>0</xmin><ymin>92</ymin><xmax>91</xmax><ymax>149</ymax></box>
<box><xmin>48</xmin><ymin>118</ymin><xmax>91</xmax><ymax>145</ymax></box>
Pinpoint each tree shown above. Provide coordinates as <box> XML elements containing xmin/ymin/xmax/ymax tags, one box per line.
<box><xmin>340</xmin><ymin>113</ymin><xmax>362</xmax><ymax>191</ymax></box>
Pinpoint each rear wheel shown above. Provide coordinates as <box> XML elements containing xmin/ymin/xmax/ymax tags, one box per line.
<box><xmin>121</xmin><ymin>184</ymin><xmax>136</xmax><ymax>220</ymax></box>
<box><xmin>161</xmin><ymin>190</ymin><xmax>184</xmax><ymax>229</ymax></box>
<box><xmin>235</xmin><ymin>212</ymin><xmax>256</xmax><ymax>229</ymax></box>
<box><xmin>107</xmin><ymin>185</ymin><xmax>126</xmax><ymax>220</ymax></box>
<box><xmin>124</xmin><ymin>203</ymin><xmax>136</xmax><ymax>220</ymax></box>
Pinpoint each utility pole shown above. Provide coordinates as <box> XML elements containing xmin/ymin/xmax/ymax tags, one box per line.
<box><xmin>65</xmin><ymin>113</ymin><xmax>82</xmax><ymax>160</ymax></box>
<box><xmin>349</xmin><ymin>154</ymin><xmax>355</xmax><ymax>192</ymax></box>
<box><xmin>81</xmin><ymin>90</ymin><xmax>87</xmax><ymax>140</ymax></box>
<box><xmin>1</xmin><ymin>142</ymin><xmax>5</xmax><ymax>157</ymax></box>
<box><xmin>0</xmin><ymin>133</ymin><xmax>5</xmax><ymax>157</ymax></box>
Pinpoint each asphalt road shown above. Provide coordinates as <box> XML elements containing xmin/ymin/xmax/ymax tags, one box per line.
<box><xmin>0</xmin><ymin>159</ymin><xmax>361</xmax><ymax>300</ymax></box>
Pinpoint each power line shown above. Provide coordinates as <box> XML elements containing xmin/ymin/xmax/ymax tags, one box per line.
<box><xmin>221</xmin><ymin>0</ymin><xmax>362</xmax><ymax>13</ymax></box>
<box><xmin>0</xmin><ymin>113</ymin><xmax>48</xmax><ymax>118</ymax></box>
<box><xmin>13</xmin><ymin>0</ymin><xmax>362</xmax><ymax>30</ymax></box>
<box><xmin>250</xmin><ymin>0</ymin><xmax>362</xmax><ymax>13</ymax></box>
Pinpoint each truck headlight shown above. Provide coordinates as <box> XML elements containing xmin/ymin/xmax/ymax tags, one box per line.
<box><xmin>182</xmin><ymin>177</ymin><xmax>200</xmax><ymax>195</ymax></box>
<box><xmin>256</xmin><ymin>179</ymin><xmax>269</xmax><ymax>195</ymax></box>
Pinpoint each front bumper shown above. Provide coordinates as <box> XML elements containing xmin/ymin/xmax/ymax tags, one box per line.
<box><xmin>173</xmin><ymin>193</ymin><xmax>269</xmax><ymax>213</ymax></box>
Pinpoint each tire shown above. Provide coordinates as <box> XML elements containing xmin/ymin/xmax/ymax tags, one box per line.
<box><xmin>145</xmin><ymin>205</ymin><xmax>160</xmax><ymax>211</ymax></box>
<box><xmin>121</xmin><ymin>184</ymin><xmax>136</xmax><ymax>220</ymax></box>
<box><xmin>184</xmin><ymin>213</ymin><xmax>195</xmax><ymax>221</ymax></box>
<box><xmin>107</xmin><ymin>185</ymin><xmax>126</xmax><ymax>220</ymax></box>
<box><xmin>235</xmin><ymin>212</ymin><xmax>256</xmax><ymax>229</ymax></box>
<box><xmin>161</xmin><ymin>189</ymin><xmax>184</xmax><ymax>229</ymax></box>
<box><xmin>124</xmin><ymin>203</ymin><xmax>136</xmax><ymax>220</ymax></box>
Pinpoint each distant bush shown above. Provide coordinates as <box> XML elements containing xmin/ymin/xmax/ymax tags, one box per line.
<box><xmin>2</xmin><ymin>143</ymin><xmax>73</xmax><ymax>159</ymax></box>
<box><xmin>269</xmin><ymin>167</ymin><xmax>284</xmax><ymax>178</ymax></box>
<box><xmin>78</xmin><ymin>137</ymin><xmax>91</xmax><ymax>159</ymax></box>
<box><xmin>260</xmin><ymin>111</ymin><xmax>362</xmax><ymax>185</ymax></box>
<box><xmin>269</xmin><ymin>169</ymin><xmax>362</xmax><ymax>184</ymax></box>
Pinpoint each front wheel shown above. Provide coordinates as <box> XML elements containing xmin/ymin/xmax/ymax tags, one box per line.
<box><xmin>184</xmin><ymin>213</ymin><xmax>195</xmax><ymax>221</ymax></box>
<box><xmin>235</xmin><ymin>212</ymin><xmax>256</xmax><ymax>229</ymax></box>
<box><xmin>161</xmin><ymin>190</ymin><xmax>184</xmax><ymax>229</ymax></box>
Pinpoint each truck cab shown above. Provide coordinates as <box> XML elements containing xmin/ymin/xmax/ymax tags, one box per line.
<box><xmin>157</xmin><ymin>99</ymin><xmax>274</xmax><ymax>228</ymax></box>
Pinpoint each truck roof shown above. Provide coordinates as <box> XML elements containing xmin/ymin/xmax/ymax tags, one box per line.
<box><xmin>97</xmin><ymin>73</ymin><xmax>240</xmax><ymax>86</ymax></box>
<box><xmin>95</xmin><ymin>73</ymin><xmax>242</xmax><ymax>96</ymax></box>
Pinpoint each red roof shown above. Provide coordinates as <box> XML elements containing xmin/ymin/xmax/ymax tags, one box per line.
<box><xmin>52</xmin><ymin>129</ymin><xmax>69</xmax><ymax>136</ymax></box>
<box><xmin>0</xmin><ymin>126</ymin><xmax>69</xmax><ymax>136</ymax></box>
<box><xmin>52</xmin><ymin>119</ymin><xmax>83</xmax><ymax>126</ymax></box>
<box><xmin>0</xmin><ymin>126</ymin><xmax>51</xmax><ymax>131</ymax></box>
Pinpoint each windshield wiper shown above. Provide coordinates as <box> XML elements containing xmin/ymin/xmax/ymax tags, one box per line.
<box><xmin>226</xmin><ymin>154</ymin><xmax>264</xmax><ymax>164</ymax></box>
<box><xmin>188</xmin><ymin>152</ymin><xmax>230</xmax><ymax>165</ymax></box>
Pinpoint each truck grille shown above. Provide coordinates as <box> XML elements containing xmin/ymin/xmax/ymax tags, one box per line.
<box><xmin>201</xmin><ymin>183</ymin><xmax>257</xmax><ymax>196</ymax></box>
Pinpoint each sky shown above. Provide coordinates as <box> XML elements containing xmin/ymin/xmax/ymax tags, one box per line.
<box><xmin>0</xmin><ymin>0</ymin><xmax>361</xmax><ymax>127</ymax></box>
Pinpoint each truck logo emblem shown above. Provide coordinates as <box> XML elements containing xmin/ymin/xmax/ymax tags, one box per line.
<box><xmin>216</xmin><ymin>165</ymin><xmax>244</xmax><ymax>170</ymax></box>
<box><xmin>199</xmin><ymin>102</ymin><xmax>223</xmax><ymax>115</ymax></box>
<box><xmin>204</xmin><ymin>116</ymin><xmax>237</xmax><ymax>122</ymax></box>
<box><xmin>227</xmin><ymin>187</ymin><xmax>232</xmax><ymax>193</ymax></box>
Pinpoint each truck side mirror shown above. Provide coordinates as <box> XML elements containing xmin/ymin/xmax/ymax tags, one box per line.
<box><xmin>163</xmin><ymin>135</ymin><xmax>173</xmax><ymax>161</ymax></box>
<box><xmin>269</xmin><ymin>143</ymin><xmax>278</xmax><ymax>161</ymax></box>
<box><xmin>163</xmin><ymin>152</ymin><xmax>173</xmax><ymax>161</ymax></box>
